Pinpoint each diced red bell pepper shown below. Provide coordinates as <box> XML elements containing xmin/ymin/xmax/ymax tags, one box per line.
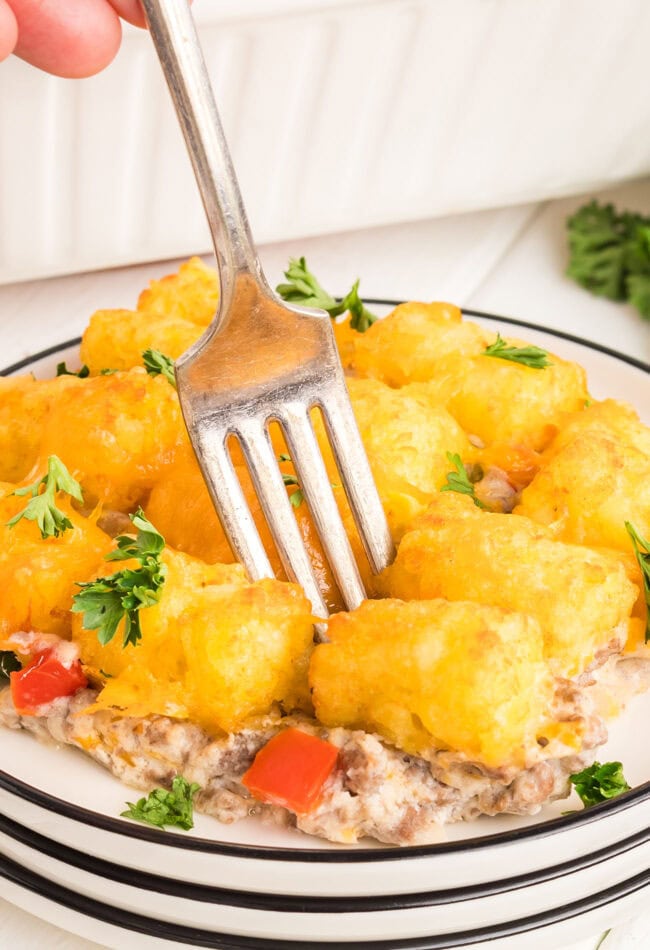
<box><xmin>242</xmin><ymin>727</ymin><xmax>339</xmax><ymax>814</ymax></box>
<box><xmin>10</xmin><ymin>649</ymin><xmax>88</xmax><ymax>715</ymax></box>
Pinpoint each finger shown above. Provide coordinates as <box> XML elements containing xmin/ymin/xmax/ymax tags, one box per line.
<box><xmin>6</xmin><ymin>0</ymin><xmax>122</xmax><ymax>77</ymax></box>
<box><xmin>107</xmin><ymin>0</ymin><xmax>195</xmax><ymax>31</ymax></box>
<box><xmin>0</xmin><ymin>0</ymin><xmax>18</xmax><ymax>62</ymax></box>
<box><xmin>106</xmin><ymin>1</ymin><xmax>147</xmax><ymax>29</ymax></box>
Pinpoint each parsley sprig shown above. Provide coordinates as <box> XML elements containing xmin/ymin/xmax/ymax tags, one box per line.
<box><xmin>142</xmin><ymin>348</ymin><xmax>176</xmax><ymax>388</ymax></box>
<box><xmin>276</xmin><ymin>257</ymin><xmax>377</xmax><ymax>332</ymax></box>
<box><xmin>57</xmin><ymin>362</ymin><xmax>90</xmax><ymax>378</ymax></box>
<box><xmin>482</xmin><ymin>333</ymin><xmax>551</xmax><ymax>369</ymax></box>
<box><xmin>6</xmin><ymin>455</ymin><xmax>84</xmax><ymax>539</ymax></box>
<box><xmin>625</xmin><ymin>521</ymin><xmax>650</xmax><ymax>642</ymax></box>
<box><xmin>440</xmin><ymin>453</ymin><xmax>487</xmax><ymax>509</ymax></box>
<box><xmin>566</xmin><ymin>200</ymin><xmax>650</xmax><ymax>319</ymax></box>
<box><xmin>278</xmin><ymin>454</ymin><xmax>340</xmax><ymax>508</ymax></box>
<box><xmin>569</xmin><ymin>761</ymin><xmax>631</xmax><ymax>808</ymax></box>
<box><xmin>72</xmin><ymin>509</ymin><xmax>167</xmax><ymax>648</ymax></box>
<box><xmin>122</xmin><ymin>775</ymin><xmax>201</xmax><ymax>831</ymax></box>
<box><xmin>279</xmin><ymin>454</ymin><xmax>304</xmax><ymax>508</ymax></box>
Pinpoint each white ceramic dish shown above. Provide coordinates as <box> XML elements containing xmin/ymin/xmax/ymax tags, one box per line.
<box><xmin>0</xmin><ymin>308</ymin><xmax>649</xmax><ymax>946</ymax></box>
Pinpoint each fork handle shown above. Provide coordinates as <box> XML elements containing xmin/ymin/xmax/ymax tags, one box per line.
<box><xmin>140</xmin><ymin>0</ymin><xmax>262</xmax><ymax>309</ymax></box>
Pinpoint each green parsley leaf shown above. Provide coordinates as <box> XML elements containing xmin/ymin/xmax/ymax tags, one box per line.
<box><xmin>276</xmin><ymin>257</ymin><xmax>339</xmax><ymax>312</ymax></box>
<box><xmin>482</xmin><ymin>333</ymin><xmax>551</xmax><ymax>369</ymax></box>
<box><xmin>142</xmin><ymin>348</ymin><xmax>176</xmax><ymax>388</ymax></box>
<box><xmin>625</xmin><ymin>521</ymin><xmax>650</xmax><ymax>642</ymax></box>
<box><xmin>56</xmin><ymin>362</ymin><xmax>90</xmax><ymax>378</ymax></box>
<box><xmin>121</xmin><ymin>775</ymin><xmax>201</xmax><ymax>831</ymax></box>
<box><xmin>72</xmin><ymin>508</ymin><xmax>167</xmax><ymax>648</ymax></box>
<box><xmin>440</xmin><ymin>452</ymin><xmax>488</xmax><ymax>509</ymax></box>
<box><xmin>566</xmin><ymin>199</ymin><xmax>650</xmax><ymax>320</ymax></box>
<box><xmin>6</xmin><ymin>455</ymin><xmax>84</xmax><ymax>539</ymax></box>
<box><xmin>0</xmin><ymin>651</ymin><xmax>20</xmax><ymax>684</ymax></box>
<box><xmin>339</xmin><ymin>279</ymin><xmax>378</xmax><ymax>333</ymax></box>
<box><xmin>278</xmin><ymin>454</ymin><xmax>304</xmax><ymax>508</ymax></box>
<box><xmin>276</xmin><ymin>257</ymin><xmax>377</xmax><ymax>333</ymax></box>
<box><xmin>278</xmin><ymin>453</ymin><xmax>338</xmax><ymax>509</ymax></box>
<box><xmin>569</xmin><ymin>761</ymin><xmax>631</xmax><ymax>808</ymax></box>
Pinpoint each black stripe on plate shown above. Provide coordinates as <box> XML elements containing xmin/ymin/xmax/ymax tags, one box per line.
<box><xmin>2</xmin><ymin>765</ymin><xmax>648</xmax><ymax>863</ymax></box>
<box><xmin>1</xmin><ymin>811</ymin><xmax>649</xmax><ymax>913</ymax></box>
<box><xmin>0</xmin><ymin>310</ymin><xmax>648</xmax><ymax>865</ymax></box>
<box><xmin>1</xmin><ymin>851</ymin><xmax>649</xmax><ymax>949</ymax></box>
<box><xmin>0</xmin><ymin>336</ymin><xmax>83</xmax><ymax>377</ymax></box>
<box><xmin>1</xmin><ymin>308</ymin><xmax>647</xmax><ymax>376</ymax></box>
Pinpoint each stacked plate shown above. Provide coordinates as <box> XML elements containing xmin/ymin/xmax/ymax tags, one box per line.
<box><xmin>1</xmin><ymin>309</ymin><xmax>649</xmax><ymax>949</ymax></box>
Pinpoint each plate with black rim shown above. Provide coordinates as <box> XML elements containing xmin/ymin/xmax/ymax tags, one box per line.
<box><xmin>0</xmin><ymin>306</ymin><xmax>649</xmax><ymax>921</ymax></box>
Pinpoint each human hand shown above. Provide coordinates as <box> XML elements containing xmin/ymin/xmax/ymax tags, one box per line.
<box><xmin>0</xmin><ymin>0</ymin><xmax>149</xmax><ymax>77</ymax></box>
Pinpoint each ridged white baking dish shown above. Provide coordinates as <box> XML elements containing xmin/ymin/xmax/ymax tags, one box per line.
<box><xmin>1</xmin><ymin>0</ymin><xmax>650</xmax><ymax>284</ymax></box>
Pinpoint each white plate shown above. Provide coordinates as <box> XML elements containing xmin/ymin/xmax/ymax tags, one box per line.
<box><xmin>1</xmin><ymin>807</ymin><xmax>649</xmax><ymax>942</ymax></box>
<box><xmin>0</xmin><ymin>309</ymin><xmax>649</xmax><ymax>942</ymax></box>
<box><xmin>1</xmin><ymin>839</ymin><xmax>648</xmax><ymax>950</ymax></box>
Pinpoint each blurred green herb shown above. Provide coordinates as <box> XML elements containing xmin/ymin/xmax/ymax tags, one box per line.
<box><xmin>278</xmin><ymin>454</ymin><xmax>304</xmax><ymax>508</ymax></box>
<box><xmin>566</xmin><ymin>199</ymin><xmax>650</xmax><ymax>319</ymax></box>
<box><xmin>56</xmin><ymin>362</ymin><xmax>90</xmax><ymax>378</ymax></box>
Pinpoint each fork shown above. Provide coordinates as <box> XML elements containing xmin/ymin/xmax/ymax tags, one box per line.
<box><xmin>140</xmin><ymin>0</ymin><xmax>394</xmax><ymax>618</ymax></box>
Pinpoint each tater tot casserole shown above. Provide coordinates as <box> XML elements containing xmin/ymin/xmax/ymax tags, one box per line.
<box><xmin>0</xmin><ymin>257</ymin><xmax>648</xmax><ymax>845</ymax></box>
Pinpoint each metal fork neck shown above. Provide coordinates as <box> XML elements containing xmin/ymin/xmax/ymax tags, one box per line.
<box><xmin>140</xmin><ymin>0</ymin><xmax>265</xmax><ymax>308</ymax></box>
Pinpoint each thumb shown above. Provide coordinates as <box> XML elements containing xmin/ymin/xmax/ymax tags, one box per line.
<box><xmin>0</xmin><ymin>0</ymin><xmax>18</xmax><ymax>63</ymax></box>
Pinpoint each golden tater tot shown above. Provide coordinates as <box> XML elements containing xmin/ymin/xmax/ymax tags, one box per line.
<box><xmin>321</xmin><ymin>378</ymin><xmax>474</xmax><ymax>540</ymax></box>
<box><xmin>80</xmin><ymin>257</ymin><xmax>218</xmax><ymax>373</ymax></box>
<box><xmin>39</xmin><ymin>369</ymin><xmax>186</xmax><ymax>512</ymax></box>
<box><xmin>515</xmin><ymin>433</ymin><xmax>650</xmax><ymax>552</ymax></box>
<box><xmin>544</xmin><ymin>398</ymin><xmax>650</xmax><ymax>462</ymax></box>
<box><xmin>74</xmin><ymin>547</ymin><xmax>314</xmax><ymax>732</ymax></box>
<box><xmin>80</xmin><ymin>309</ymin><xmax>202</xmax><ymax>374</ymax></box>
<box><xmin>381</xmin><ymin>493</ymin><xmax>638</xmax><ymax>678</ymax></box>
<box><xmin>136</xmin><ymin>256</ymin><xmax>219</xmax><ymax>325</ymax></box>
<box><xmin>0</xmin><ymin>485</ymin><xmax>112</xmax><ymax>639</ymax></box>
<box><xmin>310</xmin><ymin>598</ymin><xmax>564</xmax><ymax>770</ymax></box>
<box><xmin>0</xmin><ymin>375</ymin><xmax>76</xmax><ymax>483</ymax></box>
<box><xmin>421</xmin><ymin>347</ymin><xmax>588</xmax><ymax>451</ymax></box>
<box><xmin>352</xmin><ymin>301</ymin><xmax>488</xmax><ymax>386</ymax></box>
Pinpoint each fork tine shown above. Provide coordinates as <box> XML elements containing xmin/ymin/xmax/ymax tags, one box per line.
<box><xmin>236</xmin><ymin>421</ymin><xmax>329</xmax><ymax>619</ymax></box>
<box><xmin>281</xmin><ymin>408</ymin><xmax>367</xmax><ymax>612</ymax></box>
<box><xmin>318</xmin><ymin>391</ymin><xmax>395</xmax><ymax>575</ymax></box>
<box><xmin>191</xmin><ymin>429</ymin><xmax>274</xmax><ymax>582</ymax></box>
